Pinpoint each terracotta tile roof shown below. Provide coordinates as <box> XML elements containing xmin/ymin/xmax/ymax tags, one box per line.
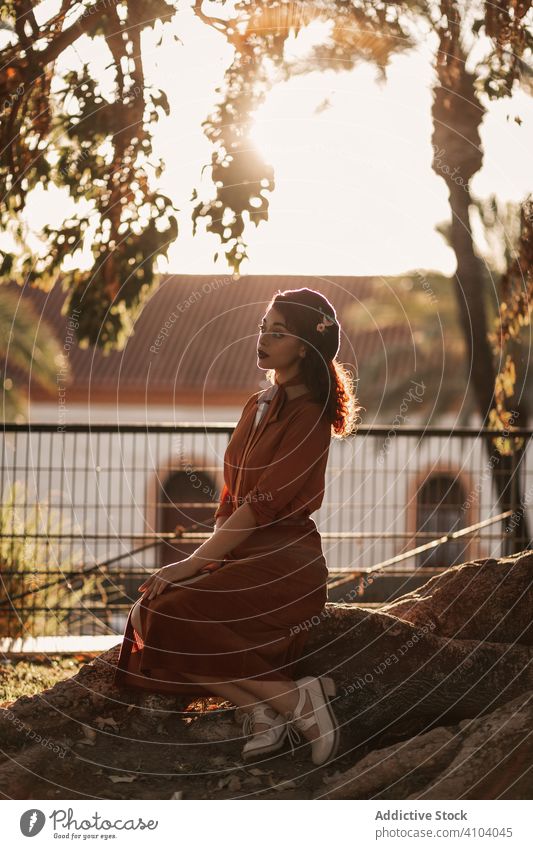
<box><xmin>3</xmin><ymin>274</ymin><xmax>420</xmax><ymax>405</ymax></box>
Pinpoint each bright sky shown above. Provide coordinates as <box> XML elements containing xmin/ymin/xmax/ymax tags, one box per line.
<box><xmin>5</xmin><ymin>0</ymin><xmax>533</xmax><ymax>277</ymax></box>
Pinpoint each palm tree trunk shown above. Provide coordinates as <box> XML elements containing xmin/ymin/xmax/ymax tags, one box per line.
<box><xmin>448</xmin><ymin>182</ymin><xmax>496</xmax><ymax>419</ymax></box>
<box><xmin>431</xmin><ymin>2</ymin><xmax>531</xmax><ymax>553</ymax></box>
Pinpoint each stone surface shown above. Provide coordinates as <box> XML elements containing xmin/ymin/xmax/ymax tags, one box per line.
<box><xmin>379</xmin><ymin>551</ymin><xmax>533</xmax><ymax>645</ymax></box>
<box><xmin>321</xmin><ymin>689</ymin><xmax>533</xmax><ymax>799</ymax></box>
<box><xmin>0</xmin><ymin>550</ymin><xmax>532</xmax><ymax>799</ymax></box>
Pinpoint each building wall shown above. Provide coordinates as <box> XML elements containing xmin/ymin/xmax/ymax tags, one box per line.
<box><xmin>4</xmin><ymin>402</ymin><xmax>530</xmax><ymax>581</ymax></box>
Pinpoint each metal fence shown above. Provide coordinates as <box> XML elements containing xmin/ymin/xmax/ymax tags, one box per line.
<box><xmin>1</xmin><ymin>423</ymin><xmax>531</xmax><ymax>650</ymax></box>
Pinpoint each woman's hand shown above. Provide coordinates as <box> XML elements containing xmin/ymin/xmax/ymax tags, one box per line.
<box><xmin>138</xmin><ymin>557</ymin><xmax>200</xmax><ymax>601</ymax></box>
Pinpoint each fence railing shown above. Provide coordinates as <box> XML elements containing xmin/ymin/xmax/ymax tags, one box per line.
<box><xmin>1</xmin><ymin>423</ymin><xmax>531</xmax><ymax>649</ymax></box>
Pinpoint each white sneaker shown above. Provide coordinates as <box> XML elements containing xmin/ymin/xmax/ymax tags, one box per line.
<box><xmin>238</xmin><ymin>704</ymin><xmax>288</xmax><ymax>760</ymax></box>
<box><xmin>284</xmin><ymin>676</ymin><xmax>340</xmax><ymax>766</ymax></box>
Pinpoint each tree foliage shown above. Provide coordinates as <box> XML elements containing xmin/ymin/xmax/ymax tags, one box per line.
<box><xmin>194</xmin><ymin>0</ymin><xmax>532</xmax><ymax>273</ymax></box>
<box><xmin>489</xmin><ymin>195</ymin><xmax>533</xmax><ymax>431</ymax></box>
<box><xmin>1</xmin><ymin>0</ymin><xmax>178</xmax><ymax>350</ymax></box>
<box><xmin>1</xmin><ymin>0</ymin><xmax>532</xmax><ymax>370</ymax></box>
<box><xmin>195</xmin><ymin>0</ymin><xmax>533</xmax><ymax>430</ymax></box>
<box><xmin>0</xmin><ymin>286</ymin><xmax>67</xmax><ymax>420</ymax></box>
<box><xmin>192</xmin><ymin>0</ymin><xmax>417</xmax><ymax>271</ymax></box>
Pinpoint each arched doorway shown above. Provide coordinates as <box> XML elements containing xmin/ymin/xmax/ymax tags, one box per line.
<box><xmin>158</xmin><ymin>469</ymin><xmax>218</xmax><ymax>567</ymax></box>
<box><xmin>416</xmin><ymin>473</ymin><xmax>467</xmax><ymax>568</ymax></box>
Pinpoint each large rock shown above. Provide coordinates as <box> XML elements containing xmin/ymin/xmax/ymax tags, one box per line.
<box><xmin>0</xmin><ymin>550</ymin><xmax>531</xmax><ymax>798</ymax></box>
<box><xmin>379</xmin><ymin>551</ymin><xmax>533</xmax><ymax>644</ymax></box>
<box><xmin>294</xmin><ymin>553</ymin><xmax>533</xmax><ymax>749</ymax></box>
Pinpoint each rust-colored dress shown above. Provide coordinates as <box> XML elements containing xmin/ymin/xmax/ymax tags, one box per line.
<box><xmin>113</xmin><ymin>372</ymin><xmax>332</xmax><ymax>698</ymax></box>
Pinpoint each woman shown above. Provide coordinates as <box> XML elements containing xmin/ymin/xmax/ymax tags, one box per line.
<box><xmin>113</xmin><ymin>287</ymin><xmax>361</xmax><ymax>766</ymax></box>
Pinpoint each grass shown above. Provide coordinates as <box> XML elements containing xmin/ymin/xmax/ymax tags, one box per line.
<box><xmin>0</xmin><ymin>653</ymin><xmax>223</xmax><ymax>715</ymax></box>
<box><xmin>0</xmin><ymin>481</ymin><xmax>108</xmax><ymax>639</ymax></box>
<box><xmin>0</xmin><ymin>653</ymin><xmax>96</xmax><ymax>706</ymax></box>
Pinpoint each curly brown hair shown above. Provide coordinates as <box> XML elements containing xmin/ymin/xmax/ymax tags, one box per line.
<box><xmin>264</xmin><ymin>287</ymin><xmax>363</xmax><ymax>438</ymax></box>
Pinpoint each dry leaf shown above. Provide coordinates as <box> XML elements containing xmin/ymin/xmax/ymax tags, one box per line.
<box><xmin>170</xmin><ymin>791</ymin><xmax>183</xmax><ymax>799</ymax></box>
<box><xmin>243</xmin><ymin>776</ymin><xmax>263</xmax><ymax>787</ymax></box>
<box><xmin>94</xmin><ymin>716</ymin><xmax>120</xmax><ymax>732</ymax></box>
<box><xmin>322</xmin><ymin>770</ymin><xmax>344</xmax><ymax>785</ymax></box>
<box><xmin>82</xmin><ymin>727</ymin><xmax>97</xmax><ymax>741</ymax></box>
<box><xmin>109</xmin><ymin>775</ymin><xmax>137</xmax><ymax>783</ymax></box>
<box><xmin>77</xmin><ymin>727</ymin><xmax>96</xmax><ymax>746</ymax></box>
<box><xmin>268</xmin><ymin>774</ymin><xmax>298</xmax><ymax>789</ymax></box>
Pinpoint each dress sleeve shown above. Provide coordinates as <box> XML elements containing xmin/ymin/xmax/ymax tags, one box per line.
<box><xmin>243</xmin><ymin>403</ymin><xmax>330</xmax><ymax>528</ymax></box>
<box><xmin>214</xmin><ymin>482</ymin><xmax>233</xmax><ymax>520</ymax></box>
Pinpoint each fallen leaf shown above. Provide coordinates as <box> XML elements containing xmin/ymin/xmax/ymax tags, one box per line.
<box><xmin>322</xmin><ymin>769</ymin><xmax>344</xmax><ymax>785</ymax></box>
<box><xmin>170</xmin><ymin>791</ymin><xmax>183</xmax><ymax>799</ymax></box>
<box><xmin>267</xmin><ymin>775</ymin><xmax>298</xmax><ymax>789</ymax></box>
<box><xmin>82</xmin><ymin>727</ymin><xmax>97</xmax><ymax>741</ymax></box>
<box><xmin>243</xmin><ymin>776</ymin><xmax>263</xmax><ymax>787</ymax></box>
<box><xmin>94</xmin><ymin>716</ymin><xmax>120</xmax><ymax>732</ymax></box>
<box><xmin>109</xmin><ymin>775</ymin><xmax>137</xmax><ymax>783</ymax></box>
<box><xmin>76</xmin><ymin>726</ymin><xmax>96</xmax><ymax>746</ymax></box>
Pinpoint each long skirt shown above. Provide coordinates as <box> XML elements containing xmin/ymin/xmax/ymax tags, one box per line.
<box><xmin>112</xmin><ymin>519</ymin><xmax>328</xmax><ymax>698</ymax></box>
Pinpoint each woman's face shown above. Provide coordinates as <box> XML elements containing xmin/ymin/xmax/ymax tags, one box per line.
<box><xmin>257</xmin><ymin>306</ymin><xmax>306</xmax><ymax>371</ymax></box>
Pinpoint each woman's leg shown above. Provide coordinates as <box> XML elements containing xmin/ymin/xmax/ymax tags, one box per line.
<box><xmin>130</xmin><ymin>599</ymin><xmax>144</xmax><ymax>637</ymax></box>
<box><xmin>131</xmin><ymin>600</ymin><xmax>318</xmax><ymax>739</ymax></box>
<box><xmin>130</xmin><ymin>601</ymin><xmax>255</xmax><ymax>719</ymax></box>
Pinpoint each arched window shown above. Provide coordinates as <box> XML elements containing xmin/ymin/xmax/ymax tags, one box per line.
<box><xmin>158</xmin><ymin>469</ymin><xmax>217</xmax><ymax>567</ymax></box>
<box><xmin>416</xmin><ymin>473</ymin><xmax>467</xmax><ymax>568</ymax></box>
